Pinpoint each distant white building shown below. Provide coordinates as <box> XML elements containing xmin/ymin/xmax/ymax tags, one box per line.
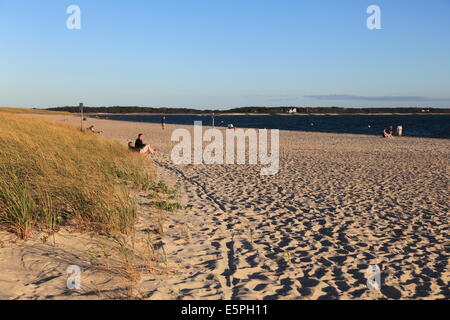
<box><xmin>288</xmin><ymin>108</ymin><xmax>297</xmax><ymax>114</ymax></box>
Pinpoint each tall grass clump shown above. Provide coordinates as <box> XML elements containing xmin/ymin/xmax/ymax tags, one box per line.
<box><xmin>0</xmin><ymin>113</ymin><xmax>153</xmax><ymax>239</ymax></box>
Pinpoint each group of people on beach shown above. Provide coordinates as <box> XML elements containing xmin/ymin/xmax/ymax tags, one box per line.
<box><xmin>383</xmin><ymin>125</ymin><xmax>403</xmax><ymax>138</ymax></box>
<box><xmin>85</xmin><ymin>120</ymin><xmax>159</xmax><ymax>155</ymax></box>
<box><xmin>90</xmin><ymin>117</ymin><xmax>404</xmax><ymax>156</ymax></box>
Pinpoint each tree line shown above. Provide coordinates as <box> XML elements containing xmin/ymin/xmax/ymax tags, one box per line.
<box><xmin>46</xmin><ymin>106</ymin><xmax>450</xmax><ymax>114</ymax></box>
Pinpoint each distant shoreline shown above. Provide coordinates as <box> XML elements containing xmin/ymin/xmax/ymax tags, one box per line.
<box><xmin>85</xmin><ymin>112</ymin><xmax>450</xmax><ymax>116</ymax></box>
<box><xmin>81</xmin><ymin>112</ymin><xmax>450</xmax><ymax>140</ymax></box>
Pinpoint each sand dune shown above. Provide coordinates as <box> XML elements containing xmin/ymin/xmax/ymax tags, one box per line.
<box><xmin>0</xmin><ymin>114</ymin><xmax>448</xmax><ymax>300</ymax></box>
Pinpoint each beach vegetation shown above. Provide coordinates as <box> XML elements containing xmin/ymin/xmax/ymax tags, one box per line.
<box><xmin>0</xmin><ymin>112</ymin><xmax>154</xmax><ymax>239</ymax></box>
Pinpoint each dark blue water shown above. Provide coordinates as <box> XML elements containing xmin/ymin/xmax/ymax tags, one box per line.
<box><xmin>93</xmin><ymin>114</ymin><xmax>450</xmax><ymax>139</ymax></box>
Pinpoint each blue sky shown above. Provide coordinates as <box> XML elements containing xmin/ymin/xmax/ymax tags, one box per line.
<box><xmin>1</xmin><ymin>0</ymin><xmax>449</xmax><ymax>109</ymax></box>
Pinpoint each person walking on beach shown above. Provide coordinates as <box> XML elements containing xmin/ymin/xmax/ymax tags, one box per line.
<box><xmin>396</xmin><ymin>125</ymin><xmax>403</xmax><ymax>137</ymax></box>
<box><xmin>161</xmin><ymin>116</ymin><xmax>166</xmax><ymax>130</ymax></box>
<box><xmin>135</xmin><ymin>134</ymin><xmax>159</xmax><ymax>155</ymax></box>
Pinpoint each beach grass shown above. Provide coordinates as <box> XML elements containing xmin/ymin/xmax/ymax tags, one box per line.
<box><xmin>0</xmin><ymin>112</ymin><xmax>153</xmax><ymax>239</ymax></box>
<box><xmin>0</xmin><ymin>107</ymin><xmax>70</xmax><ymax>115</ymax></box>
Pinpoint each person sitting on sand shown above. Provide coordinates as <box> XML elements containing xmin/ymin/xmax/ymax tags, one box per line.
<box><xmin>86</xmin><ymin>125</ymin><xmax>103</xmax><ymax>134</ymax></box>
<box><xmin>383</xmin><ymin>125</ymin><xmax>394</xmax><ymax>138</ymax></box>
<box><xmin>134</xmin><ymin>134</ymin><xmax>159</xmax><ymax>155</ymax></box>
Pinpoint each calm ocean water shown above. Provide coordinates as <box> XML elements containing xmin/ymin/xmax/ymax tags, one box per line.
<box><xmin>94</xmin><ymin>114</ymin><xmax>450</xmax><ymax>139</ymax></box>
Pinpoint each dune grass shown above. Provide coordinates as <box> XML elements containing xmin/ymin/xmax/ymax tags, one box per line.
<box><xmin>0</xmin><ymin>113</ymin><xmax>153</xmax><ymax>239</ymax></box>
<box><xmin>0</xmin><ymin>107</ymin><xmax>70</xmax><ymax>115</ymax></box>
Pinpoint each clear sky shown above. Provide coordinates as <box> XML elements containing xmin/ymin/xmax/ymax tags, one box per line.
<box><xmin>1</xmin><ymin>0</ymin><xmax>449</xmax><ymax>109</ymax></box>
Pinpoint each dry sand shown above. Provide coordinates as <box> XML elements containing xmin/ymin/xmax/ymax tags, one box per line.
<box><xmin>0</xmin><ymin>114</ymin><xmax>448</xmax><ymax>300</ymax></box>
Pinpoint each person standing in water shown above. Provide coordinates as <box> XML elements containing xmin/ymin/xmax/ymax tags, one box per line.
<box><xmin>397</xmin><ymin>125</ymin><xmax>403</xmax><ymax>137</ymax></box>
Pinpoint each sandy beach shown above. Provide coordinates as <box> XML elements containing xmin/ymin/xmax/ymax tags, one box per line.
<box><xmin>0</xmin><ymin>114</ymin><xmax>448</xmax><ymax>300</ymax></box>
